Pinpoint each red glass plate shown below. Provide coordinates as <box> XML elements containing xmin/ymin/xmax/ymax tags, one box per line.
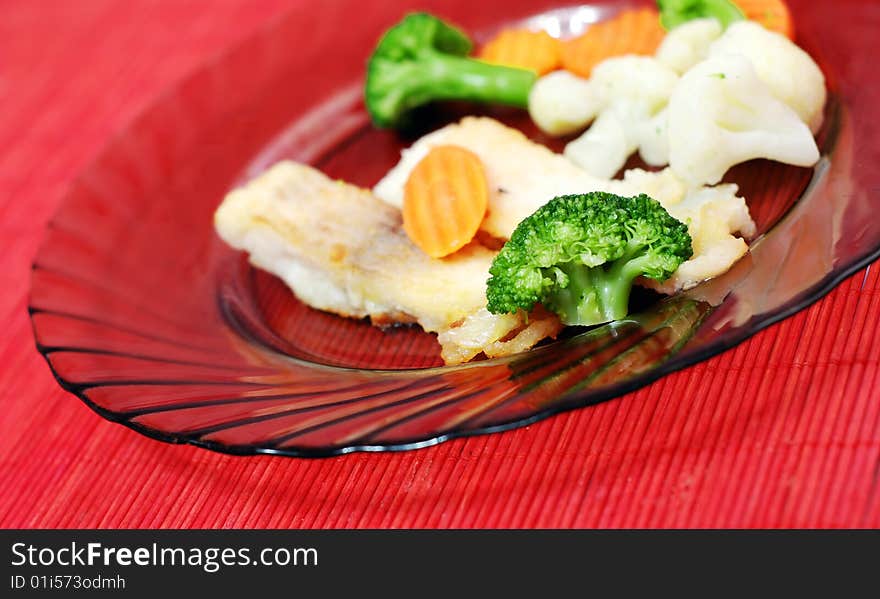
<box><xmin>29</xmin><ymin>0</ymin><xmax>880</xmax><ymax>456</ymax></box>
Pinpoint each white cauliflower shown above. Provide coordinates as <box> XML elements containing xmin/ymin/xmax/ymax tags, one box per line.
<box><xmin>563</xmin><ymin>110</ymin><xmax>632</xmax><ymax>179</ymax></box>
<box><xmin>667</xmin><ymin>54</ymin><xmax>820</xmax><ymax>187</ymax></box>
<box><xmin>530</xmin><ymin>19</ymin><xmax>825</xmax><ymax>188</ymax></box>
<box><xmin>634</xmin><ymin>107</ymin><xmax>670</xmax><ymax>167</ymax></box>
<box><xmin>528</xmin><ymin>71</ymin><xmax>600</xmax><ymax>136</ymax></box>
<box><xmin>590</xmin><ymin>55</ymin><xmax>680</xmax><ymax>115</ymax></box>
<box><xmin>656</xmin><ymin>18</ymin><xmax>723</xmax><ymax>74</ymax></box>
<box><xmin>565</xmin><ymin>56</ymin><xmax>679</xmax><ymax>176</ymax></box>
<box><xmin>709</xmin><ymin>21</ymin><xmax>826</xmax><ymax>132</ymax></box>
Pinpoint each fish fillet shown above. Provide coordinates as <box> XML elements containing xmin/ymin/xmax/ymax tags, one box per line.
<box><xmin>214</xmin><ymin>161</ymin><xmax>561</xmax><ymax>365</ymax></box>
<box><xmin>374</xmin><ymin>116</ymin><xmax>614</xmax><ymax>240</ymax></box>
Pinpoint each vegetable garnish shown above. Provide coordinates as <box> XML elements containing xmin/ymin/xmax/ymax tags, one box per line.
<box><xmin>486</xmin><ymin>192</ymin><xmax>692</xmax><ymax>327</ymax></box>
<box><xmin>479</xmin><ymin>28</ymin><xmax>562</xmax><ymax>75</ymax></box>
<box><xmin>365</xmin><ymin>13</ymin><xmax>538</xmax><ymax>129</ymax></box>
<box><xmin>732</xmin><ymin>0</ymin><xmax>793</xmax><ymax>38</ymax></box>
<box><xmin>403</xmin><ymin>145</ymin><xmax>489</xmax><ymax>258</ymax></box>
<box><xmin>560</xmin><ymin>8</ymin><xmax>667</xmax><ymax>78</ymax></box>
<box><xmin>657</xmin><ymin>0</ymin><xmax>745</xmax><ymax>30</ymax></box>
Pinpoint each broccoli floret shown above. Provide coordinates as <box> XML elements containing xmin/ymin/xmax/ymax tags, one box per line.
<box><xmin>486</xmin><ymin>193</ymin><xmax>693</xmax><ymax>326</ymax></box>
<box><xmin>365</xmin><ymin>13</ymin><xmax>538</xmax><ymax>128</ymax></box>
<box><xmin>657</xmin><ymin>0</ymin><xmax>745</xmax><ymax>30</ymax></box>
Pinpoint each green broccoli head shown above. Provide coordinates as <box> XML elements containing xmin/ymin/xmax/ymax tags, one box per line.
<box><xmin>371</xmin><ymin>12</ymin><xmax>473</xmax><ymax>60</ymax></box>
<box><xmin>487</xmin><ymin>192</ymin><xmax>693</xmax><ymax>326</ymax></box>
<box><xmin>365</xmin><ymin>13</ymin><xmax>537</xmax><ymax>128</ymax></box>
<box><xmin>657</xmin><ymin>0</ymin><xmax>745</xmax><ymax>30</ymax></box>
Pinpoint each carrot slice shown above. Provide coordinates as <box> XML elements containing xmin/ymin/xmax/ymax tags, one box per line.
<box><xmin>479</xmin><ymin>29</ymin><xmax>561</xmax><ymax>75</ymax></box>
<box><xmin>560</xmin><ymin>8</ymin><xmax>666</xmax><ymax>78</ymax></box>
<box><xmin>403</xmin><ymin>145</ymin><xmax>489</xmax><ymax>258</ymax></box>
<box><xmin>734</xmin><ymin>0</ymin><xmax>794</xmax><ymax>38</ymax></box>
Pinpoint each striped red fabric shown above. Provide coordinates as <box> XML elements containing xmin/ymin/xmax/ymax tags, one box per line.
<box><xmin>1</xmin><ymin>0</ymin><xmax>878</xmax><ymax>528</ymax></box>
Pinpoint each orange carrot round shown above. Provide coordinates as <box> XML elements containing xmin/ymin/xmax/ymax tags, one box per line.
<box><xmin>403</xmin><ymin>145</ymin><xmax>489</xmax><ymax>258</ymax></box>
<box><xmin>479</xmin><ymin>29</ymin><xmax>561</xmax><ymax>75</ymax></box>
<box><xmin>734</xmin><ymin>0</ymin><xmax>794</xmax><ymax>38</ymax></box>
<box><xmin>560</xmin><ymin>8</ymin><xmax>666</xmax><ymax>78</ymax></box>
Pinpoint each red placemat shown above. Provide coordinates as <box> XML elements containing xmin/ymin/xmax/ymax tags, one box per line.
<box><xmin>1</xmin><ymin>0</ymin><xmax>878</xmax><ymax>529</ymax></box>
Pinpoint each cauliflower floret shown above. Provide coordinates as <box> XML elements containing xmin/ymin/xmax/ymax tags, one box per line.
<box><xmin>667</xmin><ymin>54</ymin><xmax>820</xmax><ymax>187</ymax></box>
<box><xmin>563</xmin><ymin>110</ymin><xmax>632</xmax><ymax>179</ymax></box>
<box><xmin>646</xmin><ymin>182</ymin><xmax>757</xmax><ymax>293</ymax></box>
<box><xmin>565</xmin><ymin>56</ymin><xmax>679</xmax><ymax>176</ymax></box>
<box><xmin>528</xmin><ymin>71</ymin><xmax>601</xmax><ymax>136</ymax></box>
<box><xmin>656</xmin><ymin>18</ymin><xmax>724</xmax><ymax>74</ymax></box>
<box><xmin>709</xmin><ymin>21</ymin><xmax>826</xmax><ymax>132</ymax></box>
<box><xmin>634</xmin><ymin>107</ymin><xmax>670</xmax><ymax>166</ymax></box>
<box><xmin>590</xmin><ymin>55</ymin><xmax>680</xmax><ymax>114</ymax></box>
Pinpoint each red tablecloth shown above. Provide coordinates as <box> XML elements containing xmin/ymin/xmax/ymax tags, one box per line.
<box><xmin>2</xmin><ymin>0</ymin><xmax>878</xmax><ymax>529</ymax></box>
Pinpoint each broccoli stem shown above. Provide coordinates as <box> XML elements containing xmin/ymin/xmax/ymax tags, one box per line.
<box><xmin>549</xmin><ymin>254</ymin><xmax>650</xmax><ymax>327</ymax></box>
<box><xmin>420</xmin><ymin>49</ymin><xmax>537</xmax><ymax>108</ymax></box>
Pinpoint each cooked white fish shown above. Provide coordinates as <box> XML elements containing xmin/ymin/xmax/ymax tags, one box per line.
<box><xmin>214</xmin><ymin>161</ymin><xmax>561</xmax><ymax>365</ymax></box>
<box><xmin>615</xmin><ymin>168</ymin><xmax>756</xmax><ymax>292</ymax></box>
<box><xmin>374</xmin><ymin>116</ymin><xmax>614</xmax><ymax>240</ymax></box>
